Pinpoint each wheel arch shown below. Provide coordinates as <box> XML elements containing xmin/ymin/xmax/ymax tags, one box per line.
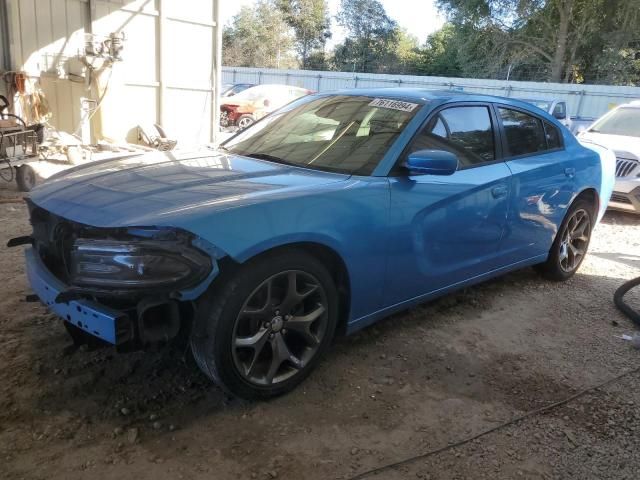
<box><xmin>573</xmin><ymin>187</ymin><xmax>600</xmax><ymax>221</ymax></box>
<box><xmin>216</xmin><ymin>240</ymin><xmax>352</xmax><ymax>336</ymax></box>
<box><xmin>540</xmin><ymin>187</ymin><xmax>600</xmax><ymax>265</ymax></box>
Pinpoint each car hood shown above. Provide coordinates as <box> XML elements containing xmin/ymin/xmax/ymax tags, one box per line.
<box><xmin>29</xmin><ymin>149</ymin><xmax>349</xmax><ymax>228</ymax></box>
<box><xmin>578</xmin><ymin>132</ymin><xmax>640</xmax><ymax>160</ymax></box>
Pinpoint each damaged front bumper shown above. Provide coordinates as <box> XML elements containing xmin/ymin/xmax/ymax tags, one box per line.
<box><xmin>22</xmin><ymin>237</ymin><xmax>221</xmax><ymax>349</ymax></box>
<box><xmin>15</xmin><ymin>202</ymin><xmax>225</xmax><ymax>349</ymax></box>
<box><xmin>25</xmin><ymin>247</ymin><xmax>131</xmax><ymax>345</ymax></box>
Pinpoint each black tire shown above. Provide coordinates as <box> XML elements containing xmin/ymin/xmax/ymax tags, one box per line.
<box><xmin>191</xmin><ymin>250</ymin><xmax>338</xmax><ymax>399</ymax></box>
<box><xmin>16</xmin><ymin>165</ymin><xmax>39</xmax><ymax>192</ymax></box>
<box><xmin>534</xmin><ymin>198</ymin><xmax>594</xmax><ymax>281</ymax></box>
<box><xmin>236</xmin><ymin>114</ymin><xmax>255</xmax><ymax>130</ymax></box>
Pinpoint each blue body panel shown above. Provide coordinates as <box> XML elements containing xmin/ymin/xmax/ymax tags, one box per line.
<box><xmin>26</xmin><ymin>89</ymin><xmax>605</xmax><ymax>334</ymax></box>
<box><xmin>499</xmin><ymin>129</ymin><xmax>602</xmax><ymax>264</ymax></box>
<box><xmin>25</xmin><ymin>248</ymin><xmax>123</xmax><ymax>344</ymax></box>
<box><xmin>385</xmin><ymin>162</ymin><xmax>512</xmax><ymax>305</ymax></box>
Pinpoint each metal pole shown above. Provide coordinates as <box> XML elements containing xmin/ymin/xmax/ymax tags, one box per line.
<box><xmin>576</xmin><ymin>90</ymin><xmax>586</xmax><ymax>118</ymax></box>
<box><xmin>0</xmin><ymin>0</ymin><xmax>11</xmax><ymax>71</ymax></box>
<box><xmin>211</xmin><ymin>0</ymin><xmax>223</xmax><ymax>145</ymax></box>
<box><xmin>158</xmin><ymin>0</ymin><xmax>168</xmax><ymax>130</ymax></box>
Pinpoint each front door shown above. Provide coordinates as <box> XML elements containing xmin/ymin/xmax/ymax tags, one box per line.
<box><xmin>384</xmin><ymin>104</ymin><xmax>512</xmax><ymax>306</ymax></box>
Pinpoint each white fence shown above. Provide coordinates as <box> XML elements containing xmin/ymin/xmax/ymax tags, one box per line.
<box><xmin>222</xmin><ymin>66</ymin><xmax>640</xmax><ymax>120</ymax></box>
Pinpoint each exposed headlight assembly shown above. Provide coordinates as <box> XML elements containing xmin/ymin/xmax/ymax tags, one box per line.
<box><xmin>69</xmin><ymin>238</ymin><xmax>211</xmax><ymax>290</ymax></box>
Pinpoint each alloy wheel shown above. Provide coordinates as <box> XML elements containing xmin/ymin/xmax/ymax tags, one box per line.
<box><xmin>237</xmin><ymin>117</ymin><xmax>253</xmax><ymax>129</ymax></box>
<box><xmin>558</xmin><ymin>208</ymin><xmax>591</xmax><ymax>273</ymax></box>
<box><xmin>231</xmin><ymin>270</ymin><xmax>329</xmax><ymax>386</ymax></box>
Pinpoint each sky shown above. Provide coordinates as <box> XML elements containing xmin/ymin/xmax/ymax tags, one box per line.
<box><xmin>220</xmin><ymin>0</ymin><xmax>446</xmax><ymax>48</ymax></box>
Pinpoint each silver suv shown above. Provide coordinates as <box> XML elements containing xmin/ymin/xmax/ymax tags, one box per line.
<box><xmin>578</xmin><ymin>101</ymin><xmax>640</xmax><ymax>214</ymax></box>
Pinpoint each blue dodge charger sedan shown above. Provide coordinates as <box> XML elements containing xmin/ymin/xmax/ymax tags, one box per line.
<box><xmin>14</xmin><ymin>89</ymin><xmax>608</xmax><ymax>398</ymax></box>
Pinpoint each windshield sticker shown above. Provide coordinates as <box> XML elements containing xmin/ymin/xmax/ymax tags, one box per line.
<box><xmin>369</xmin><ymin>98</ymin><xmax>419</xmax><ymax>112</ymax></box>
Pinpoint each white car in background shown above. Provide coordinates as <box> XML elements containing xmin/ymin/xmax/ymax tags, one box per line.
<box><xmin>520</xmin><ymin>98</ymin><xmax>572</xmax><ymax>129</ymax></box>
<box><xmin>220</xmin><ymin>84</ymin><xmax>313</xmax><ymax>130</ymax></box>
<box><xmin>578</xmin><ymin>101</ymin><xmax>640</xmax><ymax>214</ymax></box>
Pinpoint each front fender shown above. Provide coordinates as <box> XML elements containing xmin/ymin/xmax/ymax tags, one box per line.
<box><xmin>173</xmin><ymin>177</ymin><xmax>391</xmax><ymax>322</ymax></box>
<box><xmin>229</xmin><ymin>232</ymin><xmax>345</xmax><ymax>264</ymax></box>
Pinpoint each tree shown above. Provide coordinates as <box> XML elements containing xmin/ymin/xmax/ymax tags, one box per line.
<box><xmin>277</xmin><ymin>0</ymin><xmax>331</xmax><ymax>69</ymax></box>
<box><xmin>416</xmin><ymin>24</ymin><xmax>462</xmax><ymax>76</ymax></box>
<box><xmin>577</xmin><ymin>0</ymin><xmax>640</xmax><ymax>84</ymax></box>
<box><xmin>390</xmin><ymin>29</ymin><xmax>421</xmax><ymax>74</ymax></box>
<box><xmin>334</xmin><ymin>0</ymin><xmax>398</xmax><ymax>73</ymax></box>
<box><xmin>223</xmin><ymin>0</ymin><xmax>297</xmax><ymax>69</ymax></box>
<box><xmin>437</xmin><ymin>0</ymin><xmax>640</xmax><ymax>84</ymax></box>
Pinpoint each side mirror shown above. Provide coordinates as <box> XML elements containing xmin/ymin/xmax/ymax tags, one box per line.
<box><xmin>553</xmin><ymin>105</ymin><xmax>567</xmax><ymax>120</ymax></box>
<box><xmin>404</xmin><ymin>149</ymin><xmax>459</xmax><ymax>176</ymax></box>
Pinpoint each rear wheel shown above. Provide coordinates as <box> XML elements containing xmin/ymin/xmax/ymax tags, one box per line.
<box><xmin>16</xmin><ymin>164</ymin><xmax>39</xmax><ymax>192</ymax></box>
<box><xmin>191</xmin><ymin>250</ymin><xmax>338</xmax><ymax>399</ymax></box>
<box><xmin>535</xmin><ymin>198</ymin><xmax>593</xmax><ymax>281</ymax></box>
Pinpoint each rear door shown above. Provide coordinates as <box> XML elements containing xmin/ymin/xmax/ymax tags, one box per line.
<box><xmin>384</xmin><ymin>103</ymin><xmax>513</xmax><ymax>306</ymax></box>
<box><xmin>494</xmin><ymin>104</ymin><xmax>577</xmax><ymax>263</ymax></box>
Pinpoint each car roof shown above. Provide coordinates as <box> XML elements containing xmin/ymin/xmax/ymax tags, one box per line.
<box><xmin>622</xmin><ymin>100</ymin><xmax>640</xmax><ymax>108</ymax></box>
<box><xmin>323</xmin><ymin>87</ymin><xmax>544</xmax><ymax>110</ymax></box>
<box><xmin>518</xmin><ymin>98</ymin><xmax>553</xmax><ymax>103</ymax></box>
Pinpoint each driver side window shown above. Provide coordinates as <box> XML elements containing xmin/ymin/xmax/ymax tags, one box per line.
<box><xmin>405</xmin><ymin>106</ymin><xmax>496</xmax><ymax>168</ymax></box>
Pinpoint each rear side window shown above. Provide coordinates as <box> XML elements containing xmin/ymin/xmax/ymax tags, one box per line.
<box><xmin>405</xmin><ymin>106</ymin><xmax>495</xmax><ymax>167</ymax></box>
<box><xmin>544</xmin><ymin>121</ymin><xmax>562</xmax><ymax>150</ymax></box>
<box><xmin>498</xmin><ymin>108</ymin><xmax>546</xmax><ymax>156</ymax></box>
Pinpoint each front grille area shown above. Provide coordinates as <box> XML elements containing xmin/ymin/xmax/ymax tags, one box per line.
<box><xmin>610</xmin><ymin>193</ymin><xmax>632</xmax><ymax>204</ymax></box>
<box><xmin>615</xmin><ymin>158</ymin><xmax>639</xmax><ymax>178</ymax></box>
<box><xmin>27</xmin><ymin>201</ymin><xmax>77</xmax><ymax>282</ymax></box>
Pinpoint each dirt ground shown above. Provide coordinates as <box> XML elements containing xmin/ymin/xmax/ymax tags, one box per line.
<box><xmin>1</xmin><ymin>179</ymin><xmax>640</xmax><ymax>480</ymax></box>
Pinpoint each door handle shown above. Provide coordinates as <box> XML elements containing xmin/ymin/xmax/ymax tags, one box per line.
<box><xmin>491</xmin><ymin>185</ymin><xmax>508</xmax><ymax>199</ymax></box>
<box><xmin>565</xmin><ymin>167</ymin><xmax>576</xmax><ymax>178</ymax></box>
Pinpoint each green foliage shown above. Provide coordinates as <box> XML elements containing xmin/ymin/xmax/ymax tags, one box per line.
<box><xmin>436</xmin><ymin>0</ymin><xmax>640</xmax><ymax>84</ymax></box>
<box><xmin>223</xmin><ymin>0</ymin><xmax>297</xmax><ymax>69</ymax></box>
<box><xmin>276</xmin><ymin>0</ymin><xmax>331</xmax><ymax>69</ymax></box>
<box><xmin>333</xmin><ymin>0</ymin><xmax>399</xmax><ymax>73</ymax></box>
<box><xmin>390</xmin><ymin>29</ymin><xmax>422</xmax><ymax>74</ymax></box>
<box><xmin>222</xmin><ymin>0</ymin><xmax>640</xmax><ymax>85</ymax></box>
<box><xmin>416</xmin><ymin>24</ymin><xmax>462</xmax><ymax>76</ymax></box>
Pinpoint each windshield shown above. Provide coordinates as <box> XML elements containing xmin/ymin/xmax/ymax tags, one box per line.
<box><xmin>589</xmin><ymin>107</ymin><xmax>640</xmax><ymax>137</ymax></box>
<box><xmin>232</xmin><ymin>86</ymin><xmax>266</xmax><ymax>101</ymax></box>
<box><xmin>223</xmin><ymin>95</ymin><xmax>422</xmax><ymax>175</ymax></box>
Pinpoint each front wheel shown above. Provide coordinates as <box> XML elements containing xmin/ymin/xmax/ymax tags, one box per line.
<box><xmin>236</xmin><ymin>114</ymin><xmax>255</xmax><ymax>130</ymax></box>
<box><xmin>191</xmin><ymin>250</ymin><xmax>338</xmax><ymax>399</ymax></box>
<box><xmin>535</xmin><ymin>198</ymin><xmax>594</xmax><ymax>281</ymax></box>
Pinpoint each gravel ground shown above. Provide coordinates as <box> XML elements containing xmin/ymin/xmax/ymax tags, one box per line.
<box><xmin>1</xmin><ymin>180</ymin><xmax>639</xmax><ymax>480</ymax></box>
